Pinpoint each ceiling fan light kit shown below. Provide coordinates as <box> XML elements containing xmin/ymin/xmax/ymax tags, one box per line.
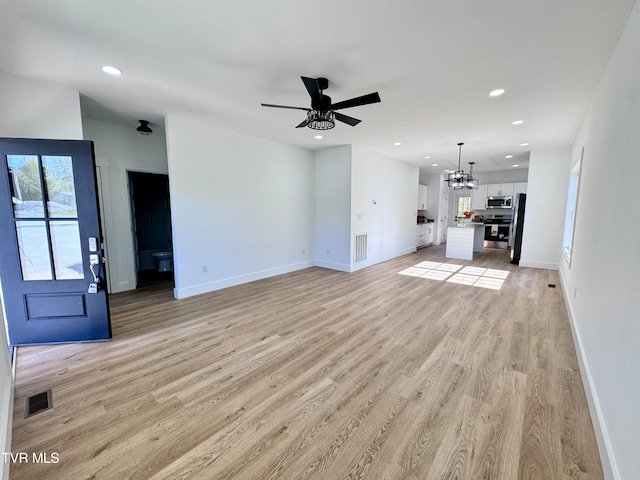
<box><xmin>262</xmin><ymin>76</ymin><xmax>380</xmax><ymax>130</ymax></box>
<box><xmin>306</xmin><ymin>110</ymin><xmax>335</xmax><ymax>130</ymax></box>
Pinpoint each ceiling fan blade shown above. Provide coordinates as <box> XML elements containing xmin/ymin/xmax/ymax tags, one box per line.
<box><xmin>331</xmin><ymin>92</ymin><xmax>381</xmax><ymax>111</ymax></box>
<box><xmin>301</xmin><ymin>76</ymin><xmax>323</xmax><ymax>103</ymax></box>
<box><xmin>334</xmin><ymin>112</ymin><xmax>361</xmax><ymax>126</ymax></box>
<box><xmin>261</xmin><ymin>103</ymin><xmax>310</xmax><ymax>111</ymax></box>
<box><xmin>295</xmin><ymin>118</ymin><xmax>309</xmax><ymax>128</ymax></box>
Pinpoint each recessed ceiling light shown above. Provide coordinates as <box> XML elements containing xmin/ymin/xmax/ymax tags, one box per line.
<box><xmin>314</xmin><ymin>135</ymin><xmax>323</xmax><ymax>140</ymax></box>
<box><xmin>489</xmin><ymin>88</ymin><xmax>505</xmax><ymax>97</ymax></box>
<box><xmin>424</xmin><ymin>156</ymin><xmax>431</xmax><ymax>159</ymax></box>
<box><xmin>520</xmin><ymin>142</ymin><xmax>529</xmax><ymax>146</ymax></box>
<box><xmin>393</xmin><ymin>142</ymin><xmax>402</xmax><ymax>146</ymax></box>
<box><xmin>505</xmin><ymin>155</ymin><xmax>513</xmax><ymax>159</ymax></box>
<box><xmin>512</xmin><ymin>164</ymin><xmax>519</xmax><ymax>168</ymax></box>
<box><xmin>512</xmin><ymin>120</ymin><xmax>524</xmax><ymax>125</ymax></box>
<box><xmin>101</xmin><ymin>65</ymin><xmax>122</xmax><ymax>76</ymax></box>
<box><xmin>432</xmin><ymin>163</ymin><xmax>439</xmax><ymax>167</ymax></box>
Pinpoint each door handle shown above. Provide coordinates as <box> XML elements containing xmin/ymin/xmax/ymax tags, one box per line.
<box><xmin>88</xmin><ymin>238</ymin><xmax>104</xmax><ymax>293</ymax></box>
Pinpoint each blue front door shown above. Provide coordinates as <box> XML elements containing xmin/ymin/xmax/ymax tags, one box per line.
<box><xmin>0</xmin><ymin>138</ymin><xmax>111</xmax><ymax>345</ymax></box>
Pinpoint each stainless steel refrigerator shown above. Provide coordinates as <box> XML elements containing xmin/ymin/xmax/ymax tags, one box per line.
<box><xmin>510</xmin><ymin>193</ymin><xmax>526</xmax><ymax>264</ymax></box>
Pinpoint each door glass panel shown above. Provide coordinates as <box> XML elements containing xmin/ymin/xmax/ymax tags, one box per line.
<box><xmin>15</xmin><ymin>221</ymin><xmax>53</xmax><ymax>280</ymax></box>
<box><xmin>42</xmin><ymin>156</ymin><xmax>77</xmax><ymax>218</ymax></box>
<box><xmin>456</xmin><ymin>195</ymin><xmax>472</xmax><ymax>225</ymax></box>
<box><xmin>6</xmin><ymin>155</ymin><xmax>44</xmax><ymax>218</ymax></box>
<box><xmin>50</xmin><ymin>221</ymin><xmax>83</xmax><ymax>279</ymax></box>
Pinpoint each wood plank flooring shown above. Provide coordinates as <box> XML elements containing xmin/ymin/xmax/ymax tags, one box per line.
<box><xmin>10</xmin><ymin>245</ymin><xmax>603</xmax><ymax>479</ymax></box>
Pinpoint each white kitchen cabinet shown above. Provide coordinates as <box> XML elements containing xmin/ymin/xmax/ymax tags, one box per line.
<box><xmin>417</xmin><ymin>223</ymin><xmax>434</xmax><ymax>247</ymax></box>
<box><xmin>513</xmin><ymin>182</ymin><xmax>527</xmax><ymax>195</ymax></box>
<box><xmin>501</xmin><ymin>183</ymin><xmax>514</xmax><ymax>196</ymax></box>
<box><xmin>416</xmin><ymin>224</ymin><xmax>427</xmax><ymax>247</ymax></box>
<box><xmin>417</xmin><ymin>184</ymin><xmax>428</xmax><ymax>210</ymax></box>
<box><xmin>471</xmin><ymin>184</ymin><xmax>488</xmax><ymax>210</ymax></box>
<box><xmin>487</xmin><ymin>183</ymin><xmax>514</xmax><ymax>197</ymax></box>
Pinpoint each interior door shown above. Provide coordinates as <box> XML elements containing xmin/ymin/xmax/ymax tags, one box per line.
<box><xmin>0</xmin><ymin>138</ymin><xmax>111</xmax><ymax>346</ymax></box>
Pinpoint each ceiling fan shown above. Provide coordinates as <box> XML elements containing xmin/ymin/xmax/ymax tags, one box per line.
<box><xmin>261</xmin><ymin>76</ymin><xmax>381</xmax><ymax>130</ymax></box>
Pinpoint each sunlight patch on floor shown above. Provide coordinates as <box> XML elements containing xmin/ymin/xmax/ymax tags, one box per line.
<box><xmin>398</xmin><ymin>262</ymin><xmax>510</xmax><ymax>290</ymax></box>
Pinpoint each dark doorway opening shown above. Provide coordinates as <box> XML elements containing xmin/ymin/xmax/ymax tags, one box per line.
<box><xmin>128</xmin><ymin>172</ymin><xmax>173</xmax><ymax>287</ymax></box>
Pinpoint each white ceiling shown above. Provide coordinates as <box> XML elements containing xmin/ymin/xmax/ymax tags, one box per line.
<box><xmin>0</xmin><ymin>0</ymin><xmax>636</xmax><ymax>174</ymax></box>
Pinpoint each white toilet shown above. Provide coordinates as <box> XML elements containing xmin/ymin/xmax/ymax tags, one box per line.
<box><xmin>151</xmin><ymin>251</ymin><xmax>173</xmax><ymax>272</ymax></box>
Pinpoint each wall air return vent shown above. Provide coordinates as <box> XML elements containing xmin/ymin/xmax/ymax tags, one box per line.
<box><xmin>355</xmin><ymin>233</ymin><xmax>368</xmax><ymax>263</ymax></box>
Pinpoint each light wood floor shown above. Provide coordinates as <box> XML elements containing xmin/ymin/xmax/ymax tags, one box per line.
<box><xmin>10</xmin><ymin>245</ymin><xmax>603</xmax><ymax>479</ymax></box>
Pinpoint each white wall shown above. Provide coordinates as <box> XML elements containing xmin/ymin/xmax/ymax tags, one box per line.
<box><xmin>82</xmin><ymin>118</ymin><xmax>169</xmax><ymax>293</ymax></box>
<box><xmin>0</xmin><ymin>71</ymin><xmax>83</xmax><ymax>480</ymax></box>
<box><xmin>314</xmin><ymin>146</ymin><xmax>418</xmax><ymax>272</ymax></box>
<box><xmin>350</xmin><ymin>146</ymin><xmax>417</xmax><ymax>270</ymax></box>
<box><xmin>519</xmin><ymin>146</ymin><xmax>571</xmax><ymax>270</ymax></box>
<box><xmin>314</xmin><ymin>146</ymin><xmax>352</xmax><ymax>271</ymax></box>
<box><xmin>560</xmin><ymin>3</ymin><xmax>640</xmax><ymax>479</ymax></box>
<box><xmin>165</xmin><ymin>114</ymin><xmax>315</xmax><ymax>299</ymax></box>
<box><xmin>0</xmin><ymin>71</ymin><xmax>83</xmax><ymax>140</ymax></box>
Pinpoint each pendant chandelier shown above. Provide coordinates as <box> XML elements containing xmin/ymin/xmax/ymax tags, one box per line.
<box><xmin>445</xmin><ymin>142</ymin><xmax>478</xmax><ymax>190</ymax></box>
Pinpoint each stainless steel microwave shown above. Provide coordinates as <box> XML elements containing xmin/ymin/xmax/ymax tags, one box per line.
<box><xmin>486</xmin><ymin>196</ymin><xmax>512</xmax><ymax>209</ymax></box>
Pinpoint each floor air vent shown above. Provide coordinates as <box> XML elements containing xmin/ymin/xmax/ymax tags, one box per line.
<box><xmin>24</xmin><ymin>390</ymin><xmax>52</xmax><ymax>418</ymax></box>
<box><xmin>355</xmin><ymin>233</ymin><xmax>368</xmax><ymax>263</ymax></box>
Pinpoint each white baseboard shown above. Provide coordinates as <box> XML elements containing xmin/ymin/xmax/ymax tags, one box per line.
<box><xmin>519</xmin><ymin>259</ymin><xmax>558</xmax><ymax>270</ymax></box>
<box><xmin>311</xmin><ymin>246</ymin><xmax>418</xmax><ymax>274</ymax></box>
<box><xmin>313</xmin><ymin>260</ymin><xmax>351</xmax><ymax>272</ymax></box>
<box><xmin>174</xmin><ymin>247</ymin><xmax>418</xmax><ymax>298</ymax></box>
<box><xmin>558</xmin><ymin>269</ymin><xmax>618</xmax><ymax>480</ymax></box>
<box><xmin>348</xmin><ymin>246</ymin><xmax>416</xmax><ymax>272</ymax></box>
<box><xmin>174</xmin><ymin>260</ymin><xmax>315</xmax><ymax>299</ymax></box>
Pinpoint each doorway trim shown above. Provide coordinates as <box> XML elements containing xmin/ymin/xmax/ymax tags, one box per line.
<box><xmin>93</xmin><ymin>159</ymin><xmax>168</xmax><ymax>294</ymax></box>
<box><xmin>127</xmin><ymin>171</ymin><xmax>173</xmax><ymax>287</ymax></box>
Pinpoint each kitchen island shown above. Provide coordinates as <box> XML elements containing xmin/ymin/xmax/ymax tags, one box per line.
<box><xmin>446</xmin><ymin>223</ymin><xmax>484</xmax><ymax>260</ymax></box>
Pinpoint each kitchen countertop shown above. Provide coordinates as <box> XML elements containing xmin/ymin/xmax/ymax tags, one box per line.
<box><xmin>452</xmin><ymin>222</ymin><xmax>484</xmax><ymax>228</ymax></box>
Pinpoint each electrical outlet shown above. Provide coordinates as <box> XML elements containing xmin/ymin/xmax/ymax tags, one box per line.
<box><xmin>574</xmin><ymin>286</ymin><xmax>578</xmax><ymax>297</ymax></box>
<box><xmin>326</xmin><ymin>249</ymin><xmax>330</xmax><ymax>255</ymax></box>
<box><xmin>302</xmin><ymin>248</ymin><xmax>306</xmax><ymax>255</ymax></box>
<box><xmin>202</xmin><ymin>264</ymin><xmax>208</xmax><ymax>273</ymax></box>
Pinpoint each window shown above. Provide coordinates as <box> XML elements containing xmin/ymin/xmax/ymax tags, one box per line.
<box><xmin>6</xmin><ymin>155</ymin><xmax>83</xmax><ymax>280</ymax></box>
<box><xmin>562</xmin><ymin>148</ymin><xmax>583</xmax><ymax>265</ymax></box>
<box><xmin>456</xmin><ymin>195</ymin><xmax>472</xmax><ymax>219</ymax></box>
